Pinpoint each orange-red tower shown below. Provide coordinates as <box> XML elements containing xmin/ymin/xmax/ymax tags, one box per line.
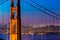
<box><xmin>10</xmin><ymin>0</ymin><xmax>21</xmax><ymax>40</ymax></box>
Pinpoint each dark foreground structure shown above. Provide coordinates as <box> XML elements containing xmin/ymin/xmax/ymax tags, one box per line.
<box><xmin>0</xmin><ymin>38</ymin><xmax>4</xmax><ymax>40</ymax></box>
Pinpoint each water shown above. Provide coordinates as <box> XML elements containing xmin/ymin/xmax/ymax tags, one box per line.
<box><xmin>22</xmin><ymin>33</ymin><xmax>60</xmax><ymax>40</ymax></box>
<box><xmin>0</xmin><ymin>34</ymin><xmax>9</xmax><ymax>40</ymax></box>
<box><xmin>0</xmin><ymin>33</ymin><xmax>60</xmax><ymax>40</ymax></box>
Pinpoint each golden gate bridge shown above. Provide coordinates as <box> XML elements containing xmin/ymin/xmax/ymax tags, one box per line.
<box><xmin>0</xmin><ymin>0</ymin><xmax>21</xmax><ymax>40</ymax></box>
<box><xmin>0</xmin><ymin>0</ymin><xmax>60</xmax><ymax>40</ymax></box>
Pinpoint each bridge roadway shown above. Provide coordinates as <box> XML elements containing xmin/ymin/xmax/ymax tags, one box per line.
<box><xmin>0</xmin><ymin>30</ymin><xmax>60</xmax><ymax>34</ymax></box>
<box><xmin>21</xmin><ymin>30</ymin><xmax>60</xmax><ymax>35</ymax></box>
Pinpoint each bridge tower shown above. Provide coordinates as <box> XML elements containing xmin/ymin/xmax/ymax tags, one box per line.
<box><xmin>10</xmin><ymin>0</ymin><xmax>21</xmax><ymax>40</ymax></box>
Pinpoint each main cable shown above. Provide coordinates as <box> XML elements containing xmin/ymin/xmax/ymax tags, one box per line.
<box><xmin>31</xmin><ymin>0</ymin><xmax>59</xmax><ymax>26</ymax></box>
<box><xmin>0</xmin><ymin>0</ymin><xmax>8</xmax><ymax>5</ymax></box>
<box><xmin>22</xmin><ymin>0</ymin><xmax>60</xmax><ymax>20</ymax></box>
<box><xmin>31</xmin><ymin>0</ymin><xmax>60</xmax><ymax>17</ymax></box>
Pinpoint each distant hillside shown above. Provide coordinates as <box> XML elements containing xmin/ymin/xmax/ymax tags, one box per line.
<box><xmin>21</xmin><ymin>25</ymin><xmax>60</xmax><ymax>33</ymax></box>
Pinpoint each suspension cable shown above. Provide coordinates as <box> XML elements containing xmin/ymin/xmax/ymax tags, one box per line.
<box><xmin>31</xmin><ymin>0</ymin><xmax>59</xmax><ymax>26</ymax></box>
<box><xmin>30</xmin><ymin>0</ymin><xmax>60</xmax><ymax>17</ymax></box>
<box><xmin>22</xmin><ymin>0</ymin><xmax>60</xmax><ymax>20</ymax></box>
<box><xmin>7</xmin><ymin>0</ymin><xmax>9</xmax><ymax>40</ymax></box>
<box><xmin>1</xmin><ymin>2</ymin><xmax>5</xmax><ymax>40</ymax></box>
<box><xmin>0</xmin><ymin>0</ymin><xmax>8</xmax><ymax>5</ymax></box>
<box><xmin>2</xmin><ymin>3</ymin><xmax>4</xmax><ymax>26</ymax></box>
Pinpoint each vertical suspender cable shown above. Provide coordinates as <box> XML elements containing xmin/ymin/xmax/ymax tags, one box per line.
<box><xmin>7</xmin><ymin>1</ymin><xmax>8</xmax><ymax>40</ymax></box>
<box><xmin>0</xmin><ymin>0</ymin><xmax>8</xmax><ymax>40</ymax></box>
<box><xmin>30</xmin><ymin>0</ymin><xmax>60</xmax><ymax>17</ymax></box>
<box><xmin>2</xmin><ymin>3</ymin><xmax>4</xmax><ymax>26</ymax></box>
<box><xmin>2</xmin><ymin>2</ymin><xmax>4</xmax><ymax>40</ymax></box>
<box><xmin>30</xmin><ymin>0</ymin><xmax>59</xmax><ymax>26</ymax></box>
<box><xmin>6</xmin><ymin>0</ymin><xmax>9</xmax><ymax>40</ymax></box>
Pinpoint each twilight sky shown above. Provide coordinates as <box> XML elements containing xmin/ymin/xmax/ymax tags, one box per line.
<box><xmin>0</xmin><ymin>0</ymin><xmax>10</xmax><ymax>25</ymax></box>
<box><xmin>21</xmin><ymin>0</ymin><xmax>60</xmax><ymax>26</ymax></box>
<box><xmin>0</xmin><ymin>0</ymin><xmax>60</xmax><ymax>26</ymax></box>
